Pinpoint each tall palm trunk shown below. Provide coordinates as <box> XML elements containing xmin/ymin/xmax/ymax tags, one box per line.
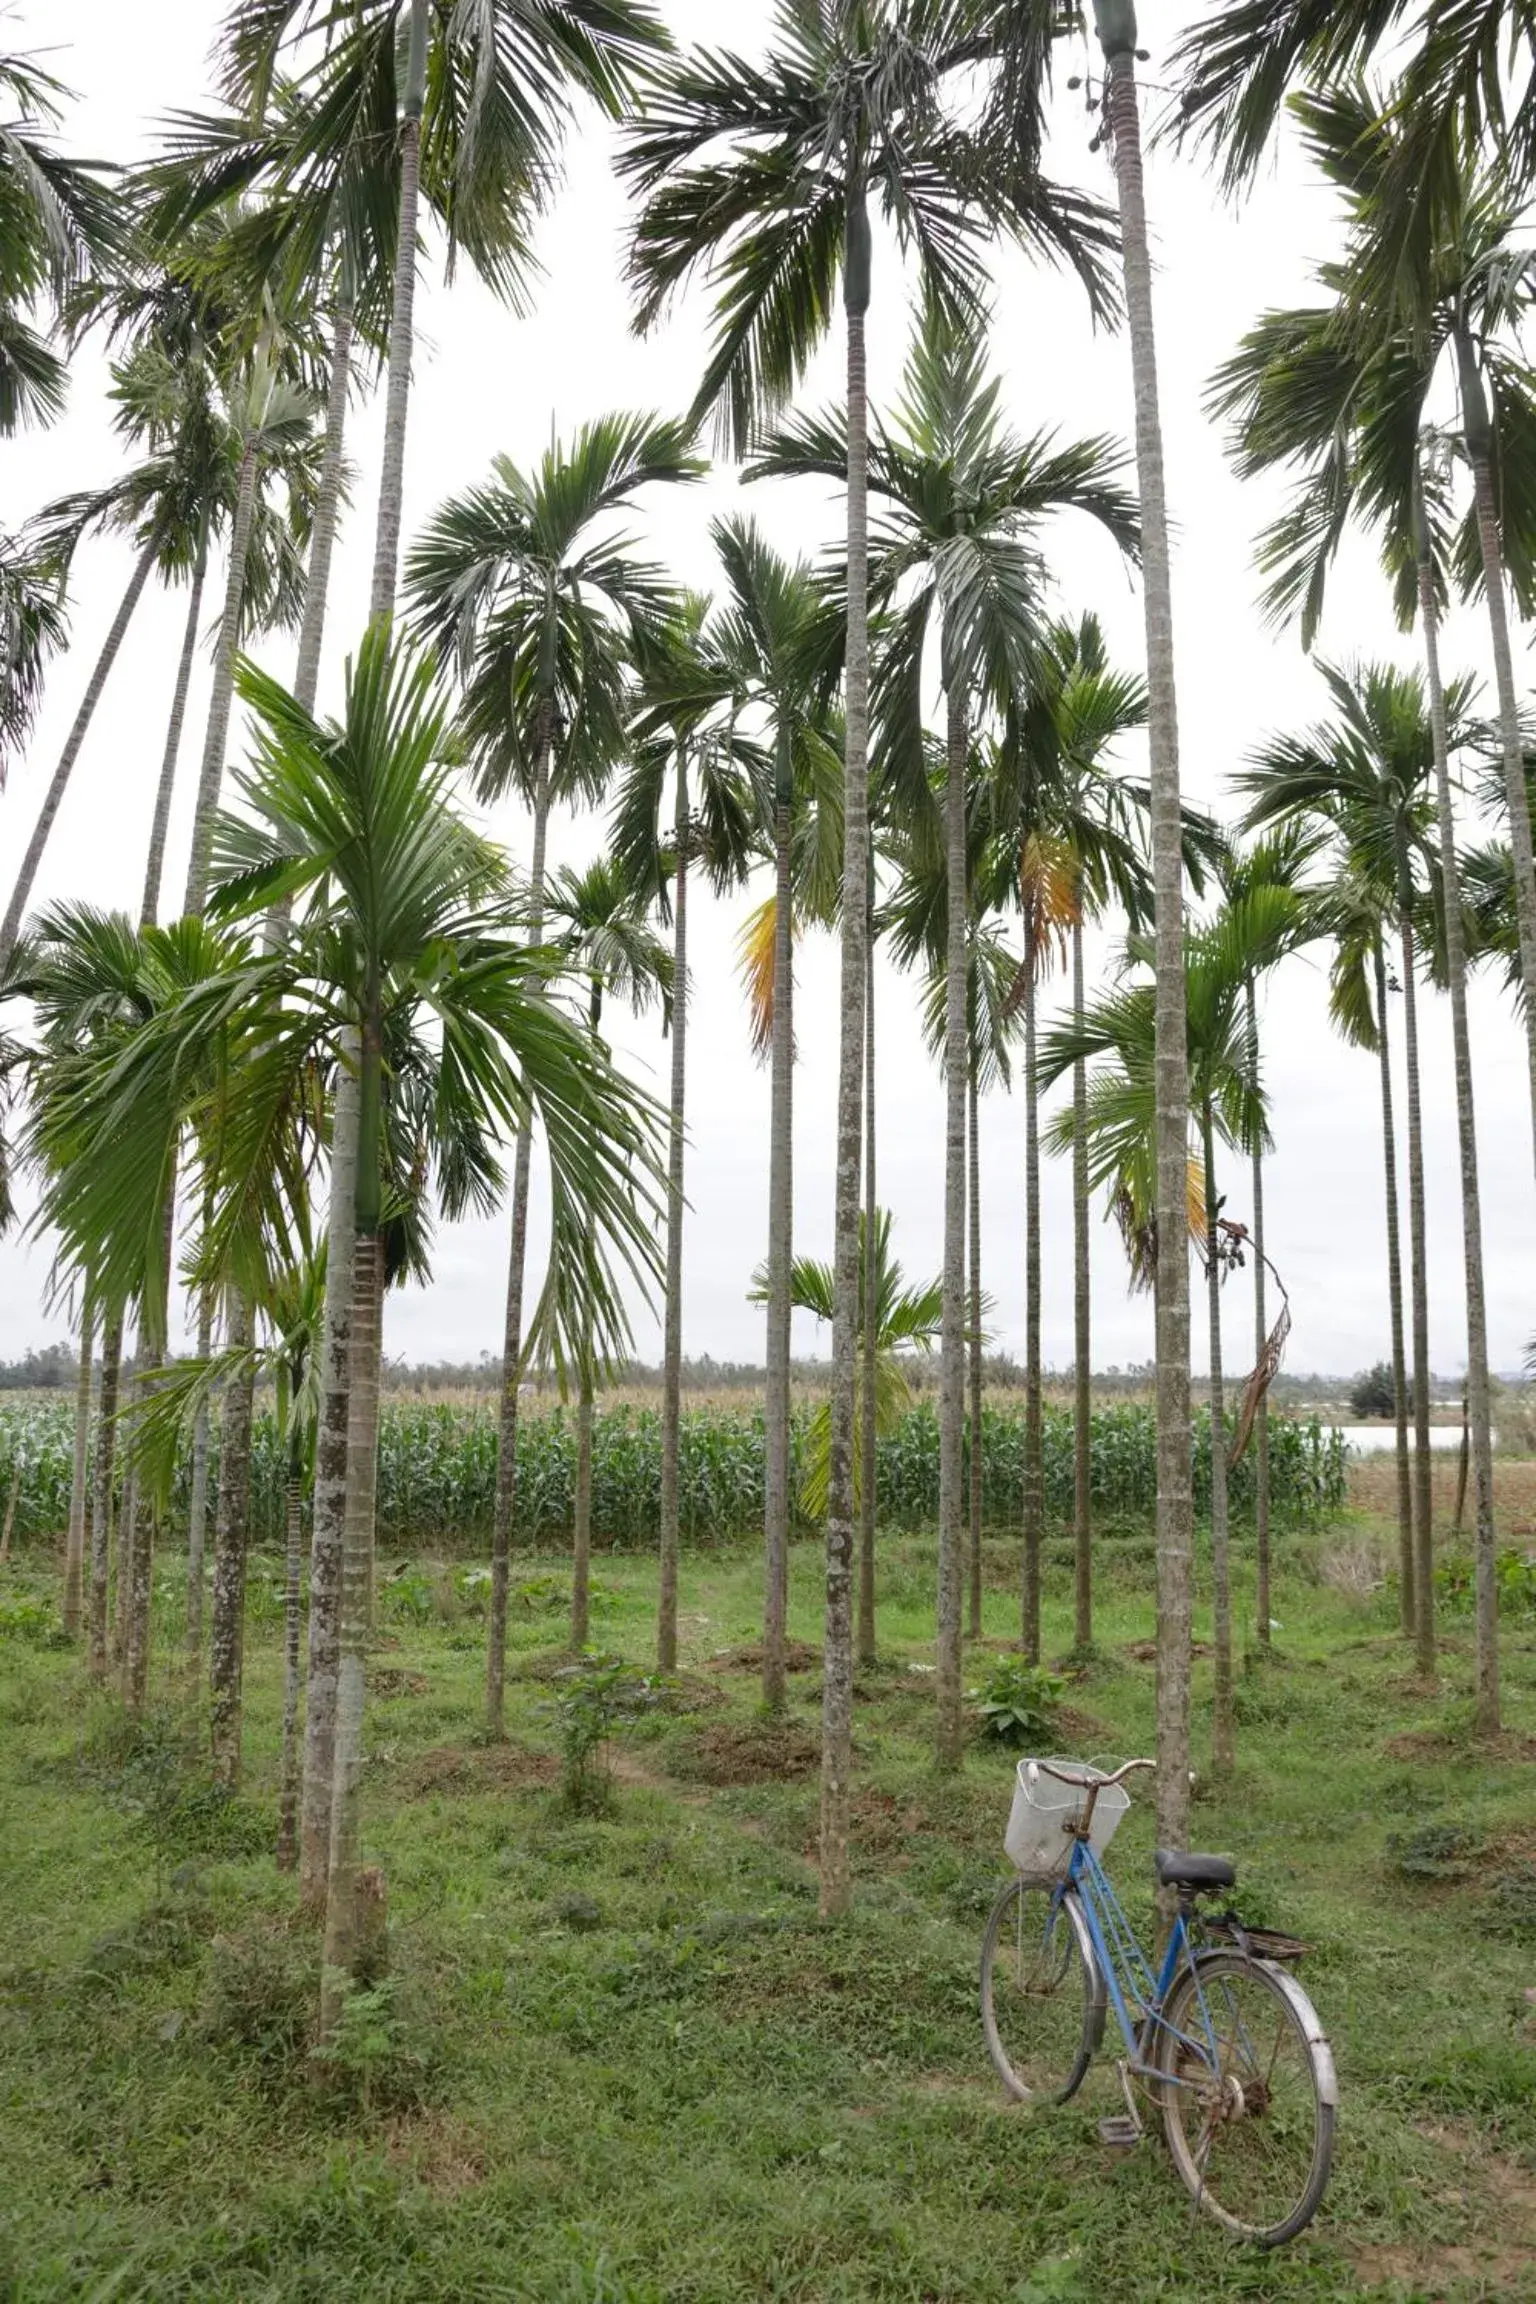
<box><xmin>821</xmin><ymin>186</ymin><xmax>872</xmax><ymax>1920</ymax></box>
<box><xmin>1456</xmin><ymin>336</ymin><xmax>1536</xmax><ymax>1167</ymax></box>
<box><xmin>1021</xmin><ymin>950</ymin><xmax>1043</xmax><ymax>1664</ymax></box>
<box><xmin>1097</xmin><ymin>2</ymin><xmax>1195</xmax><ymax>1861</ymax></box>
<box><xmin>209</xmin><ymin>1298</ymin><xmax>255</xmax><ymax>1790</ymax></box>
<box><xmin>141</xmin><ymin>532</ymin><xmax>208</xmax><ymax>927</ymax></box>
<box><xmin>1202</xmin><ymin>1105</ymin><xmax>1235</xmax><ymax>1775</ymax></box>
<box><xmin>277</xmin><ymin>1445</ymin><xmax>305</xmax><ymax>1871</ymax></box>
<box><xmin>369</xmin><ymin>0</ymin><xmax>427</xmax><ymax>627</ymax></box>
<box><xmin>0</xmin><ymin>534</ymin><xmax>158</xmax><ymax>970</ymax></box>
<box><xmin>63</xmin><ymin>1287</ymin><xmax>93</xmax><ymax>1639</ymax></box>
<box><xmin>183</xmin><ymin>437</ymin><xmax>259</xmax><ymax>918</ymax></box>
<box><xmin>1245</xmin><ymin>979</ymin><xmax>1271</xmax><ymax>1649</ymax></box>
<box><xmin>1419</xmin><ymin>542</ymin><xmax>1498</xmax><ymax>1733</ymax></box>
<box><xmin>294</xmin><ymin>299</ymin><xmax>354</xmax><ymax>713</ymax></box>
<box><xmin>1398</xmin><ymin>887</ymin><xmax>1435</xmax><ymax>1682</ymax></box>
<box><xmin>119</xmin><ymin>1324</ymin><xmax>158</xmax><ymax>1714</ymax></box>
<box><xmin>967</xmin><ymin>1055</ymin><xmax>983</xmax><ymax>1641</ymax></box>
<box><xmin>1072</xmin><ymin>918</ymin><xmax>1093</xmax><ymax>1653</ymax></box>
<box><xmin>487</xmin><ymin>734</ymin><xmax>553</xmax><ymax>1733</ymax></box>
<box><xmin>857</xmin><ymin>889</ymin><xmax>879</xmax><ymax>1667</ymax></box>
<box><xmin>573</xmin><ymin>973</ymin><xmax>604</xmax><ymax>1656</ymax></box>
<box><xmin>936</xmin><ymin>683</ymin><xmax>968</xmax><ymax>1769</ymax></box>
<box><xmin>1373</xmin><ymin>938</ymin><xmax>1414</xmax><ymax>1634</ymax></box>
<box><xmin>185</xmin><ymin>1288</ymin><xmax>214</xmax><ymax>1658</ymax></box>
<box><xmin>87</xmin><ymin>1308</ymin><xmax>121</xmax><ymax>1681</ymax></box>
<box><xmin>763</xmin><ymin>769</ymin><xmax>795</xmax><ymax>1708</ymax></box>
<box><xmin>320</xmin><ymin>993</ymin><xmax>386</xmax><ymax>2028</ymax></box>
<box><xmin>300</xmin><ymin>1031</ymin><xmax>359</xmax><ymax>1900</ymax></box>
<box><xmin>658</xmin><ymin>757</ymin><xmax>689</xmax><ymax>1674</ymax></box>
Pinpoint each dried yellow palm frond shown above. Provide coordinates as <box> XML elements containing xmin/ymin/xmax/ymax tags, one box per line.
<box><xmin>1187</xmin><ymin>1151</ymin><xmax>1208</xmax><ymax>1247</ymax></box>
<box><xmin>1019</xmin><ymin>831</ymin><xmax>1081</xmax><ymax>977</ymax></box>
<box><xmin>736</xmin><ymin>894</ymin><xmax>778</xmax><ymax>1062</ymax></box>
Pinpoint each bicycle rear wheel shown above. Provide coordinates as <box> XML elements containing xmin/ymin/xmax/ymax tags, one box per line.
<box><xmin>980</xmin><ymin>1875</ymin><xmax>1102</xmax><ymax>2106</ymax></box>
<box><xmin>1155</xmin><ymin>1952</ymin><xmax>1335</xmax><ymax>2247</ymax></box>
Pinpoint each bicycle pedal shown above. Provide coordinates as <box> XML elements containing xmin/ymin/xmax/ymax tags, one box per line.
<box><xmin>1096</xmin><ymin>2115</ymin><xmax>1143</xmax><ymax>2150</ymax></box>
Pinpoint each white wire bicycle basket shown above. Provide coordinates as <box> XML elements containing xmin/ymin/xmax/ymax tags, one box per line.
<box><xmin>1004</xmin><ymin>1757</ymin><xmax>1131</xmax><ymax>1877</ymax></box>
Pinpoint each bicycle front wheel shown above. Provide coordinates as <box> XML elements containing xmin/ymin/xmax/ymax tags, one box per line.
<box><xmin>1155</xmin><ymin>1952</ymin><xmax>1335</xmax><ymax>2247</ymax></box>
<box><xmin>980</xmin><ymin>1875</ymin><xmax>1102</xmax><ymax>2106</ymax></box>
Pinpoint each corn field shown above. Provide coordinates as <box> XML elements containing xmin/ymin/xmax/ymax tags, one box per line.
<box><xmin>0</xmin><ymin>1396</ymin><xmax>1347</xmax><ymax>1551</ymax></box>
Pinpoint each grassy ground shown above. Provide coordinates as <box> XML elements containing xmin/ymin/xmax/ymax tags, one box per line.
<box><xmin>2</xmin><ymin>1519</ymin><xmax>1535</xmax><ymax>2303</ymax></box>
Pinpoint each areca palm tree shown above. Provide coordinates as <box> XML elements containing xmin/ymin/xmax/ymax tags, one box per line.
<box><xmin>407</xmin><ymin>411</ymin><xmax>700</xmax><ymax>1732</ymax></box>
<box><xmin>714</xmin><ymin>518</ymin><xmax>843</xmax><ymax>1711</ymax></box>
<box><xmin>624</xmin><ymin>0</ymin><xmax>1117</xmax><ymax>1912</ymax></box>
<box><xmin>753</xmin><ymin>297</ymin><xmax>1138</xmax><ymax>1764</ymax></box>
<box><xmin>0</xmin><ymin>527</ymin><xmax>67</xmax><ymax>782</ymax></box>
<box><xmin>1240</xmin><ymin>661</ymin><xmax>1469</xmax><ymax>1682</ymax></box>
<box><xmin>544</xmin><ymin>857</ymin><xmax>671</xmax><ymax>1652</ymax></box>
<box><xmin>616</xmin><ymin>598</ymin><xmax>757</xmax><ymax>1675</ymax></box>
<box><xmin>0</xmin><ymin>43</ymin><xmax>117</xmax><ymax>435</ymax></box>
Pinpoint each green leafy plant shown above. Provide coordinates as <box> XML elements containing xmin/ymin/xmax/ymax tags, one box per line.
<box><xmin>1385</xmin><ymin>1821</ymin><xmax>1483</xmax><ymax>1883</ymax></box>
<box><xmin>542</xmin><ymin>1654</ymin><xmax>664</xmax><ymax>1813</ymax></box>
<box><xmin>968</xmin><ymin>1657</ymin><xmax>1065</xmax><ymax>1748</ymax></box>
<box><xmin>309</xmin><ymin>1976</ymin><xmax>435</xmax><ymax>2116</ymax></box>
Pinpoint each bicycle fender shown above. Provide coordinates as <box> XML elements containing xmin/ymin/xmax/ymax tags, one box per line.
<box><xmin>1059</xmin><ymin>1889</ymin><xmax>1109</xmax><ymax>2054</ymax></box>
<box><xmin>1256</xmin><ymin>1959</ymin><xmax>1338</xmax><ymax>2108</ymax></box>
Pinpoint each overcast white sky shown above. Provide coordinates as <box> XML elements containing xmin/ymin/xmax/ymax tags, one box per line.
<box><xmin>2</xmin><ymin>2</ymin><xmax>1532</xmax><ymax>1381</ymax></box>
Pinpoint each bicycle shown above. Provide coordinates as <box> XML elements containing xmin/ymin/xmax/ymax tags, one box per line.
<box><xmin>980</xmin><ymin>1756</ymin><xmax>1336</xmax><ymax>2249</ymax></box>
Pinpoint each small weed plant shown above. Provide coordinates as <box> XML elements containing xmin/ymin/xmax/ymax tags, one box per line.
<box><xmin>543</xmin><ymin>1653</ymin><xmax>664</xmax><ymax>1812</ymax></box>
<box><xmin>968</xmin><ymin>1656</ymin><xmax>1064</xmax><ymax>1748</ymax></box>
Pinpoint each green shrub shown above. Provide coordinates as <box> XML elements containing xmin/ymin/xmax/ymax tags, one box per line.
<box><xmin>542</xmin><ymin>1654</ymin><xmax>664</xmax><ymax>1813</ymax></box>
<box><xmin>310</xmin><ymin>1977</ymin><xmax>436</xmax><ymax>2117</ymax></box>
<box><xmin>201</xmin><ymin>1924</ymin><xmax>314</xmax><ymax>2082</ymax></box>
<box><xmin>968</xmin><ymin>1657</ymin><xmax>1064</xmax><ymax>1748</ymax></box>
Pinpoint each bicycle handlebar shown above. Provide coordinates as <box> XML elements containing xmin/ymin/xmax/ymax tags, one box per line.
<box><xmin>1028</xmin><ymin>1756</ymin><xmax>1154</xmax><ymax>1790</ymax></box>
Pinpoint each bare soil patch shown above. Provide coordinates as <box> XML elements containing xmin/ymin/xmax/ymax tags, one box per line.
<box><xmin>371</xmin><ymin>1669</ymin><xmax>429</xmax><ymax>1699</ymax></box>
<box><xmin>1126</xmin><ymin>1638</ymin><xmax>1210</xmax><ymax>1665</ymax></box>
<box><xmin>671</xmin><ymin>1719</ymin><xmax>819</xmax><ymax>1787</ymax></box>
<box><xmin>399</xmin><ymin>1742</ymin><xmax>559</xmax><ymax>1798</ymax></box>
<box><xmin>1383</xmin><ymin>1727</ymin><xmax>1536</xmax><ymax>1763</ymax></box>
<box><xmin>709</xmin><ymin>1639</ymin><xmax>821</xmax><ymax>1675</ymax></box>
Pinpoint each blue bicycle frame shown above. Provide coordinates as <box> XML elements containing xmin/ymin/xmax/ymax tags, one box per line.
<box><xmin>1055</xmin><ymin>1833</ymin><xmax>1221</xmax><ymax>2088</ymax></box>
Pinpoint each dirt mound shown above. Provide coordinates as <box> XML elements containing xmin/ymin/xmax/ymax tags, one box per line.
<box><xmin>672</xmin><ymin>1719</ymin><xmax>819</xmax><ymax>1786</ymax></box>
<box><xmin>1125</xmin><ymin>1639</ymin><xmax>1210</xmax><ymax>1665</ymax></box>
<box><xmin>1383</xmin><ymin>1726</ymin><xmax>1536</xmax><ymax>1763</ymax></box>
<box><xmin>710</xmin><ymin>1640</ymin><xmax>821</xmax><ymax>1675</ymax></box>
<box><xmin>371</xmin><ymin>1669</ymin><xmax>429</xmax><ymax>1698</ymax></box>
<box><xmin>400</xmin><ymin>1742</ymin><xmax>559</xmax><ymax>1797</ymax></box>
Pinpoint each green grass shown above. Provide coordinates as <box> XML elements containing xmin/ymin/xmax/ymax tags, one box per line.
<box><xmin>1</xmin><ymin>1528</ymin><xmax>1535</xmax><ymax>2301</ymax></box>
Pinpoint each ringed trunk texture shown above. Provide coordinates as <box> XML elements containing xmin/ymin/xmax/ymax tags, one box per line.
<box><xmin>1420</xmin><ymin>557</ymin><xmax>1498</xmax><ymax>1733</ymax></box>
<box><xmin>368</xmin><ymin>0</ymin><xmax>426</xmax><ymax>626</ymax></box>
<box><xmin>300</xmin><ymin>1031</ymin><xmax>359</xmax><ymax>1902</ymax></box>
<box><xmin>183</xmin><ymin>437</ymin><xmax>259</xmax><ymax>918</ymax></box>
<box><xmin>294</xmin><ymin>301</ymin><xmax>354</xmax><ymax>714</ymax></box>
<box><xmin>486</xmin><ymin>749</ymin><xmax>552</xmax><ymax>1734</ymax></box>
<box><xmin>1100</xmin><ymin>24</ymin><xmax>1195</xmax><ymax>1860</ymax></box>
<box><xmin>573</xmin><ymin>1357</ymin><xmax>594</xmax><ymax>1653</ymax></box>
<box><xmin>63</xmin><ymin>1290</ymin><xmax>93</xmax><ymax>1639</ymax></box>
<box><xmin>320</xmin><ymin>1230</ymin><xmax>383</xmax><ymax>2035</ymax></box>
<box><xmin>1246</xmin><ymin>981</ymin><xmax>1271</xmax><ymax>1649</ymax></box>
<box><xmin>1373</xmin><ymin>940</ymin><xmax>1415</xmax><ymax>1636</ymax></box>
<box><xmin>184</xmin><ymin>1284</ymin><xmax>214</xmax><ymax>1657</ymax></box>
<box><xmin>936</xmin><ymin>685</ymin><xmax>968</xmax><ymax>1770</ymax></box>
<box><xmin>1072</xmin><ymin>920</ymin><xmax>1093</xmax><ymax>1653</ymax></box>
<box><xmin>1400</xmin><ymin>909</ymin><xmax>1436</xmax><ymax>1682</ymax></box>
<box><xmin>277</xmin><ymin>1468</ymin><xmax>305</xmax><ymax>1871</ymax></box>
<box><xmin>0</xmin><ymin>536</ymin><xmax>158</xmax><ymax>971</ymax></box>
<box><xmin>967</xmin><ymin>1059</ymin><xmax>983</xmax><ymax>1642</ymax></box>
<box><xmin>856</xmin><ymin>910</ymin><xmax>878</xmax><ymax>1667</ymax></box>
<box><xmin>1202</xmin><ymin>1108</ymin><xmax>1234</xmax><ymax>1776</ymax></box>
<box><xmin>820</xmin><ymin>259</ymin><xmax>871</xmax><ymax>1921</ymax></box>
<box><xmin>140</xmin><ymin>533</ymin><xmax>207</xmax><ymax>928</ymax></box>
<box><xmin>657</xmin><ymin>762</ymin><xmax>689</xmax><ymax>1675</ymax></box>
<box><xmin>763</xmin><ymin>806</ymin><xmax>795</xmax><ymax>1708</ymax></box>
<box><xmin>1021</xmin><ymin>956</ymin><xmax>1043</xmax><ymax>1664</ymax></box>
<box><xmin>87</xmin><ymin>1310</ymin><xmax>121</xmax><ymax>1681</ymax></box>
<box><xmin>209</xmin><ymin>1304</ymin><xmax>255</xmax><ymax>1791</ymax></box>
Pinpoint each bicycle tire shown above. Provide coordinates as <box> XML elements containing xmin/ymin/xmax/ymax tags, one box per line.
<box><xmin>1154</xmin><ymin>1950</ymin><xmax>1336</xmax><ymax>2247</ymax></box>
<box><xmin>980</xmin><ymin>1874</ymin><xmax>1104</xmax><ymax>2106</ymax></box>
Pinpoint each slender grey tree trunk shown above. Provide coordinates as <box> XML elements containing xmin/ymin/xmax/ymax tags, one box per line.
<box><xmin>487</xmin><ymin>740</ymin><xmax>553</xmax><ymax>1733</ymax></box>
<box><xmin>573</xmin><ymin>1358</ymin><xmax>594</xmax><ymax>1652</ymax></box>
<box><xmin>763</xmin><ymin>795</ymin><xmax>795</xmax><ymax>1708</ymax></box>
<box><xmin>1420</xmin><ymin>549</ymin><xmax>1498</xmax><ymax>1733</ymax></box>
<box><xmin>1098</xmin><ymin>9</ymin><xmax>1195</xmax><ymax>1861</ymax></box>
<box><xmin>140</xmin><ymin>535</ymin><xmax>207</xmax><ymax>927</ymax></box>
<box><xmin>1400</xmin><ymin>902</ymin><xmax>1435</xmax><ymax>1683</ymax></box>
<box><xmin>87</xmin><ymin>1308</ymin><xmax>121</xmax><ymax>1681</ymax></box>
<box><xmin>120</xmin><ymin>1374</ymin><xmax>156</xmax><ymax>1713</ymax></box>
<box><xmin>967</xmin><ymin>1056</ymin><xmax>983</xmax><ymax>1641</ymax></box>
<box><xmin>1373</xmin><ymin>939</ymin><xmax>1415</xmax><ymax>1635</ymax></box>
<box><xmin>821</xmin><ymin>211</ymin><xmax>872</xmax><ymax>1921</ymax></box>
<box><xmin>1203</xmin><ymin>1106</ymin><xmax>1234</xmax><ymax>1775</ymax></box>
<box><xmin>209</xmin><ymin>1301</ymin><xmax>255</xmax><ymax>1790</ymax></box>
<box><xmin>63</xmin><ymin>1287</ymin><xmax>93</xmax><ymax>1639</ymax></box>
<box><xmin>658</xmin><ymin>758</ymin><xmax>689</xmax><ymax>1674</ymax></box>
<box><xmin>368</xmin><ymin>0</ymin><xmax>427</xmax><ymax>627</ymax></box>
<box><xmin>857</xmin><ymin>893</ymin><xmax>879</xmax><ymax>1668</ymax></box>
<box><xmin>320</xmin><ymin>1228</ymin><xmax>383</xmax><ymax>2035</ymax></box>
<box><xmin>1246</xmin><ymin>979</ymin><xmax>1271</xmax><ymax>1648</ymax></box>
<box><xmin>184</xmin><ymin>1290</ymin><xmax>213</xmax><ymax>1658</ymax></box>
<box><xmin>294</xmin><ymin>300</ymin><xmax>354</xmax><ymax>713</ymax></box>
<box><xmin>1022</xmin><ymin>952</ymin><xmax>1043</xmax><ymax>1663</ymax></box>
<box><xmin>183</xmin><ymin>438</ymin><xmax>258</xmax><ymax>918</ymax></box>
<box><xmin>300</xmin><ymin>1031</ymin><xmax>359</xmax><ymax>1902</ymax></box>
<box><xmin>937</xmin><ymin>685</ymin><xmax>968</xmax><ymax>1769</ymax></box>
<box><xmin>1072</xmin><ymin>919</ymin><xmax>1093</xmax><ymax>1654</ymax></box>
<box><xmin>0</xmin><ymin>535</ymin><xmax>158</xmax><ymax>971</ymax></box>
<box><xmin>277</xmin><ymin>1463</ymin><xmax>305</xmax><ymax>1871</ymax></box>
<box><xmin>1458</xmin><ymin>352</ymin><xmax>1536</xmax><ymax>1170</ymax></box>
